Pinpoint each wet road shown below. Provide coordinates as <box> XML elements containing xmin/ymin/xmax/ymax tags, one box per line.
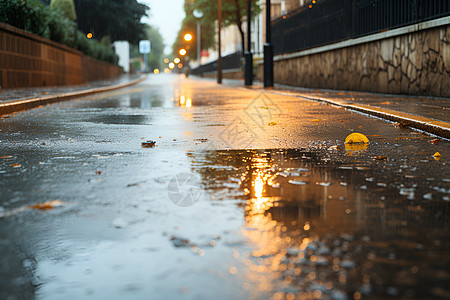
<box><xmin>0</xmin><ymin>74</ymin><xmax>449</xmax><ymax>300</ymax></box>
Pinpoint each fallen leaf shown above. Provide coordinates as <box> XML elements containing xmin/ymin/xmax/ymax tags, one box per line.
<box><xmin>0</xmin><ymin>155</ymin><xmax>13</xmax><ymax>159</ymax></box>
<box><xmin>268</xmin><ymin>121</ymin><xmax>278</xmax><ymax>126</ymax></box>
<box><xmin>311</xmin><ymin>119</ymin><xmax>320</xmax><ymax>122</ymax></box>
<box><xmin>394</xmin><ymin>121</ymin><xmax>410</xmax><ymax>128</ymax></box>
<box><xmin>433</xmin><ymin>152</ymin><xmax>441</xmax><ymax>157</ymax></box>
<box><xmin>194</xmin><ymin>138</ymin><xmax>208</xmax><ymax>143</ymax></box>
<box><xmin>430</xmin><ymin>139</ymin><xmax>441</xmax><ymax>144</ymax></box>
<box><xmin>10</xmin><ymin>163</ymin><xmax>21</xmax><ymax>167</ymax></box>
<box><xmin>142</xmin><ymin>140</ymin><xmax>156</xmax><ymax>148</ymax></box>
<box><xmin>96</xmin><ymin>171</ymin><xmax>102</xmax><ymax>175</ymax></box>
<box><xmin>373</xmin><ymin>155</ymin><xmax>387</xmax><ymax>160</ymax></box>
<box><xmin>345</xmin><ymin>133</ymin><xmax>369</xmax><ymax>144</ymax></box>
<box><xmin>29</xmin><ymin>200</ymin><xmax>64</xmax><ymax>210</ymax></box>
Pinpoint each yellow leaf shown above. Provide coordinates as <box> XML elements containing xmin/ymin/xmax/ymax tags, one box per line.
<box><xmin>345</xmin><ymin>133</ymin><xmax>369</xmax><ymax>144</ymax></box>
<box><xmin>312</xmin><ymin>119</ymin><xmax>320</xmax><ymax>122</ymax></box>
<box><xmin>433</xmin><ymin>152</ymin><xmax>441</xmax><ymax>157</ymax></box>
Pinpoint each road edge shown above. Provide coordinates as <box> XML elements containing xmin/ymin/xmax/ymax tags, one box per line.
<box><xmin>0</xmin><ymin>76</ymin><xmax>147</xmax><ymax>116</ymax></box>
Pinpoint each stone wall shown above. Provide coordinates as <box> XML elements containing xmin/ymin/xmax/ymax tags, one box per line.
<box><xmin>258</xmin><ymin>18</ymin><xmax>450</xmax><ymax>98</ymax></box>
<box><xmin>0</xmin><ymin>22</ymin><xmax>122</xmax><ymax>89</ymax></box>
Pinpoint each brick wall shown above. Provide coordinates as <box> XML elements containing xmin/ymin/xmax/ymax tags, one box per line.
<box><xmin>0</xmin><ymin>22</ymin><xmax>122</xmax><ymax>89</ymax></box>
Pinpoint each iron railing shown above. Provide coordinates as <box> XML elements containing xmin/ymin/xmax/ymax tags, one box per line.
<box><xmin>272</xmin><ymin>0</ymin><xmax>450</xmax><ymax>55</ymax></box>
<box><xmin>191</xmin><ymin>51</ymin><xmax>242</xmax><ymax>75</ymax></box>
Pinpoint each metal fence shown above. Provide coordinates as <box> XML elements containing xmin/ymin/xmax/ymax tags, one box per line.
<box><xmin>191</xmin><ymin>51</ymin><xmax>242</xmax><ymax>75</ymax></box>
<box><xmin>272</xmin><ymin>0</ymin><xmax>450</xmax><ymax>55</ymax></box>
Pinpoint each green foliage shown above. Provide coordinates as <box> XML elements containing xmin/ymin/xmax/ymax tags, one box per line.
<box><xmin>50</xmin><ymin>0</ymin><xmax>76</xmax><ymax>21</ymax></box>
<box><xmin>0</xmin><ymin>0</ymin><xmax>50</xmax><ymax>37</ymax></box>
<box><xmin>0</xmin><ymin>0</ymin><xmax>118</xmax><ymax>64</ymax></box>
<box><xmin>130</xmin><ymin>25</ymin><xmax>165</xmax><ymax>71</ymax></box>
<box><xmin>173</xmin><ymin>0</ymin><xmax>260</xmax><ymax>58</ymax></box>
<box><xmin>73</xmin><ymin>0</ymin><xmax>149</xmax><ymax>43</ymax></box>
<box><xmin>145</xmin><ymin>26</ymin><xmax>164</xmax><ymax>70</ymax></box>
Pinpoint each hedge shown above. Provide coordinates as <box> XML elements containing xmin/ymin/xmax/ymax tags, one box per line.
<box><xmin>0</xmin><ymin>0</ymin><xmax>118</xmax><ymax>64</ymax></box>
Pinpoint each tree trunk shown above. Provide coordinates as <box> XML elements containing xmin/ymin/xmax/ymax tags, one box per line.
<box><xmin>234</xmin><ymin>0</ymin><xmax>245</xmax><ymax>55</ymax></box>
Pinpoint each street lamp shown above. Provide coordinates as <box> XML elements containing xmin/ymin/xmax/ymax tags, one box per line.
<box><xmin>174</xmin><ymin>57</ymin><xmax>181</xmax><ymax>64</ymax></box>
<box><xmin>179</xmin><ymin>49</ymin><xmax>187</xmax><ymax>56</ymax></box>
<box><xmin>193</xmin><ymin>9</ymin><xmax>204</xmax><ymax>67</ymax></box>
<box><xmin>184</xmin><ymin>33</ymin><xmax>193</xmax><ymax>42</ymax></box>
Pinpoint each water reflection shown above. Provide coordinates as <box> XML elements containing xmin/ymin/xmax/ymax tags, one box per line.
<box><xmin>189</xmin><ymin>149</ymin><xmax>450</xmax><ymax>299</ymax></box>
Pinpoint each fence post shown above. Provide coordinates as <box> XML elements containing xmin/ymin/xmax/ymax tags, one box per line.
<box><xmin>264</xmin><ymin>0</ymin><xmax>273</xmax><ymax>87</ymax></box>
<box><xmin>245</xmin><ymin>0</ymin><xmax>253</xmax><ymax>86</ymax></box>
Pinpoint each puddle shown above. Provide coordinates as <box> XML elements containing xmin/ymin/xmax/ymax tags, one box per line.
<box><xmin>187</xmin><ymin>149</ymin><xmax>450</xmax><ymax>299</ymax></box>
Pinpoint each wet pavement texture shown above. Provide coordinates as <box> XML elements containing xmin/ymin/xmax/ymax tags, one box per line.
<box><xmin>271</xmin><ymin>84</ymin><xmax>450</xmax><ymax>123</ymax></box>
<box><xmin>0</xmin><ymin>74</ymin><xmax>449</xmax><ymax>300</ymax></box>
<box><xmin>0</xmin><ymin>74</ymin><xmax>141</xmax><ymax>103</ymax></box>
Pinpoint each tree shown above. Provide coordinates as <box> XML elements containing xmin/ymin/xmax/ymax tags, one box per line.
<box><xmin>50</xmin><ymin>0</ymin><xmax>76</xmax><ymax>21</ymax></box>
<box><xmin>130</xmin><ymin>25</ymin><xmax>165</xmax><ymax>71</ymax></box>
<box><xmin>186</xmin><ymin>0</ymin><xmax>261</xmax><ymax>56</ymax></box>
<box><xmin>73</xmin><ymin>0</ymin><xmax>149</xmax><ymax>43</ymax></box>
<box><xmin>145</xmin><ymin>25</ymin><xmax>165</xmax><ymax>71</ymax></box>
<box><xmin>172</xmin><ymin>0</ymin><xmax>216</xmax><ymax>61</ymax></box>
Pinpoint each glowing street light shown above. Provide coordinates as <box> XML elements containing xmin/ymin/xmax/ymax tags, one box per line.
<box><xmin>164</xmin><ymin>58</ymin><xmax>169</xmax><ymax>63</ymax></box>
<box><xmin>174</xmin><ymin>57</ymin><xmax>181</xmax><ymax>64</ymax></box>
<box><xmin>179</xmin><ymin>49</ymin><xmax>187</xmax><ymax>56</ymax></box>
<box><xmin>169</xmin><ymin>62</ymin><xmax>175</xmax><ymax>69</ymax></box>
<box><xmin>86</xmin><ymin>32</ymin><xmax>93</xmax><ymax>39</ymax></box>
<box><xmin>153</xmin><ymin>69</ymin><xmax>160</xmax><ymax>74</ymax></box>
<box><xmin>184</xmin><ymin>33</ymin><xmax>193</xmax><ymax>42</ymax></box>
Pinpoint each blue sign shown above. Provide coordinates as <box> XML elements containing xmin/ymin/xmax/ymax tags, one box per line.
<box><xmin>139</xmin><ymin>40</ymin><xmax>151</xmax><ymax>54</ymax></box>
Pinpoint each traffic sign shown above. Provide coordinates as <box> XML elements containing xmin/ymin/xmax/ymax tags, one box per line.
<box><xmin>139</xmin><ymin>40</ymin><xmax>151</xmax><ymax>54</ymax></box>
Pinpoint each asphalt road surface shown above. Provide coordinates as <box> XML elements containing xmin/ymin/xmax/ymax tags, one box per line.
<box><xmin>1</xmin><ymin>75</ymin><xmax>449</xmax><ymax>300</ymax></box>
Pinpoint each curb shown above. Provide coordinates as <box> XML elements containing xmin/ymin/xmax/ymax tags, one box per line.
<box><xmin>267</xmin><ymin>90</ymin><xmax>450</xmax><ymax>139</ymax></box>
<box><xmin>0</xmin><ymin>76</ymin><xmax>147</xmax><ymax>116</ymax></box>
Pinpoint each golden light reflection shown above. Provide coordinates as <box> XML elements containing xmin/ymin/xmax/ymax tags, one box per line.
<box><xmin>169</xmin><ymin>62</ymin><xmax>175</xmax><ymax>69</ymax></box>
<box><xmin>164</xmin><ymin>58</ymin><xmax>169</xmax><ymax>64</ymax></box>
<box><xmin>184</xmin><ymin>33</ymin><xmax>193</xmax><ymax>42</ymax></box>
<box><xmin>174</xmin><ymin>57</ymin><xmax>181</xmax><ymax>64</ymax></box>
<box><xmin>186</xmin><ymin>98</ymin><xmax>192</xmax><ymax>108</ymax></box>
<box><xmin>153</xmin><ymin>68</ymin><xmax>160</xmax><ymax>74</ymax></box>
<box><xmin>164</xmin><ymin>68</ymin><xmax>170</xmax><ymax>73</ymax></box>
<box><xmin>180</xmin><ymin>95</ymin><xmax>186</xmax><ymax>105</ymax></box>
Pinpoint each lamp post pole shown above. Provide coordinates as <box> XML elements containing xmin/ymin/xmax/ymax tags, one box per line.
<box><xmin>217</xmin><ymin>0</ymin><xmax>223</xmax><ymax>84</ymax></box>
<box><xmin>245</xmin><ymin>0</ymin><xmax>253</xmax><ymax>86</ymax></box>
<box><xmin>264</xmin><ymin>0</ymin><xmax>273</xmax><ymax>87</ymax></box>
<box><xmin>197</xmin><ymin>23</ymin><xmax>201</xmax><ymax>66</ymax></box>
<box><xmin>193</xmin><ymin>9</ymin><xmax>203</xmax><ymax>68</ymax></box>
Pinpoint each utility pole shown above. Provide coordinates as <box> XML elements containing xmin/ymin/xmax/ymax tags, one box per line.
<box><xmin>245</xmin><ymin>0</ymin><xmax>253</xmax><ymax>86</ymax></box>
<box><xmin>217</xmin><ymin>0</ymin><xmax>223</xmax><ymax>84</ymax></box>
<box><xmin>264</xmin><ymin>0</ymin><xmax>273</xmax><ymax>87</ymax></box>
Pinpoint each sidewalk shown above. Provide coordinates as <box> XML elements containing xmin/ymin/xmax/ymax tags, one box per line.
<box><xmin>218</xmin><ymin>77</ymin><xmax>449</xmax><ymax>138</ymax></box>
<box><xmin>265</xmin><ymin>84</ymin><xmax>450</xmax><ymax>138</ymax></box>
<box><xmin>0</xmin><ymin>74</ymin><xmax>142</xmax><ymax>103</ymax></box>
<box><xmin>0</xmin><ymin>74</ymin><xmax>145</xmax><ymax>116</ymax></box>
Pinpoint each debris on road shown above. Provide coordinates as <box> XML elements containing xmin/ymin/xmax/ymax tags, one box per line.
<box><xmin>141</xmin><ymin>140</ymin><xmax>156</xmax><ymax>148</ymax></box>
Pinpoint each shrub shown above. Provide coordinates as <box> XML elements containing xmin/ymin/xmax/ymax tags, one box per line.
<box><xmin>0</xmin><ymin>0</ymin><xmax>118</xmax><ymax>64</ymax></box>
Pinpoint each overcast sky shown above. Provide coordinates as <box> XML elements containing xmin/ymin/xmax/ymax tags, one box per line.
<box><xmin>138</xmin><ymin>0</ymin><xmax>185</xmax><ymax>54</ymax></box>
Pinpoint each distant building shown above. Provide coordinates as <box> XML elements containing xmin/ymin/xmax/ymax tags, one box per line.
<box><xmin>113</xmin><ymin>41</ymin><xmax>130</xmax><ymax>73</ymax></box>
